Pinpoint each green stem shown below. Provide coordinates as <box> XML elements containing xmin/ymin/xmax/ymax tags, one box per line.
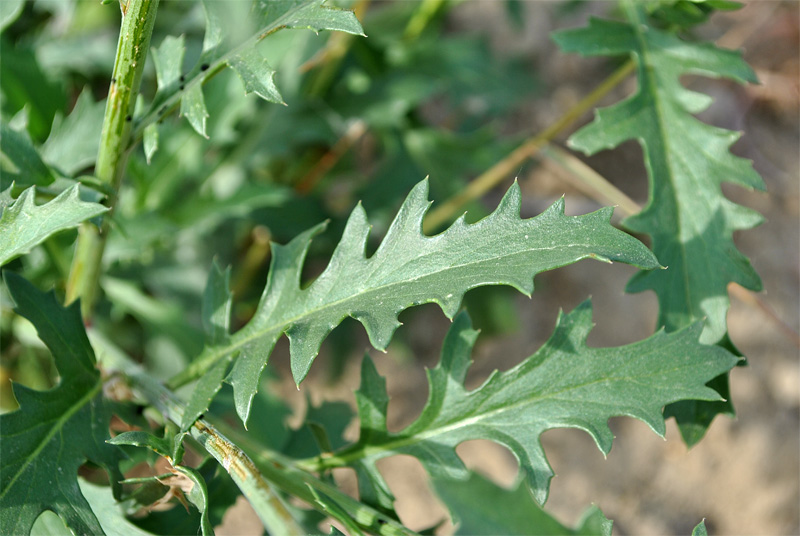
<box><xmin>404</xmin><ymin>0</ymin><xmax>446</xmax><ymax>41</ymax></box>
<box><xmin>66</xmin><ymin>0</ymin><xmax>160</xmax><ymax>319</ymax></box>
<box><xmin>94</xmin><ymin>332</ymin><xmax>416</xmax><ymax>536</ymax></box>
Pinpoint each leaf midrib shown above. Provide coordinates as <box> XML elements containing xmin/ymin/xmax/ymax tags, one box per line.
<box><xmin>624</xmin><ymin>1</ymin><xmax>698</xmax><ymax>323</ymax></box>
<box><xmin>332</xmin><ymin>362</ymin><xmax>697</xmax><ymax>465</ymax></box>
<box><xmin>0</xmin><ymin>380</ymin><xmax>102</xmax><ymax>500</ymax></box>
<box><xmin>178</xmin><ymin>241</ymin><xmax>594</xmax><ymax>383</ymax></box>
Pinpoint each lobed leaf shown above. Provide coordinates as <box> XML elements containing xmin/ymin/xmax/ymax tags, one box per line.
<box><xmin>0</xmin><ymin>272</ymin><xmax>124</xmax><ymax>535</ymax></box>
<box><xmin>0</xmin><ymin>184</ymin><xmax>108</xmax><ymax>267</ymax></box>
<box><xmin>339</xmin><ymin>302</ymin><xmax>738</xmax><ymax>505</ymax></box>
<box><xmin>553</xmin><ymin>2</ymin><xmax>764</xmax><ymax>444</ymax></box>
<box><xmin>175</xmin><ymin>179</ymin><xmax>659</xmax><ymax>428</ymax></box>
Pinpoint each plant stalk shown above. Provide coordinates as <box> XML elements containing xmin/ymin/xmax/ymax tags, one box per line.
<box><xmin>66</xmin><ymin>0</ymin><xmax>160</xmax><ymax>319</ymax></box>
<box><xmin>94</xmin><ymin>332</ymin><xmax>416</xmax><ymax>536</ymax></box>
<box><xmin>422</xmin><ymin>59</ymin><xmax>635</xmax><ymax>233</ymax></box>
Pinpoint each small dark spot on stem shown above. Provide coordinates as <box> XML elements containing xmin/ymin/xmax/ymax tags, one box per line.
<box><xmin>125</xmin><ymin>115</ymin><xmax>132</xmax><ymax>122</ymax></box>
<box><xmin>179</xmin><ymin>84</ymin><xmax>185</xmax><ymax>91</ymax></box>
<box><xmin>377</xmin><ymin>519</ymin><xmax>386</xmax><ymax>525</ymax></box>
<box><xmin>158</xmin><ymin>106</ymin><xmax>167</xmax><ymax>115</ymax></box>
<box><xmin>200</xmin><ymin>63</ymin><xmax>209</xmax><ymax>71</ymax></box>
<box><xmin>197</xmin><ymin>414</ymin><xmax>204</xmax><ymax>420</ymax></box>
<box><xmin>111</xmin><ymin>77</ymin><xmax>116</xmax><ymax>84</ymax></box>
<box><xmin>179</xmin><ymin>74</ymin><xmax>185</xmax><ymax>82</ymax></box>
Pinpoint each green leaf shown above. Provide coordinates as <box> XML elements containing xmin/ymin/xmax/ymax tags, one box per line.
<box><xmin>181</xmin><ymin>262</ymin><xmax>234</xmax><ymax>431</ymax></box>
<box><xmin>553</xmin><ymin>3</ymin><xmax>763</xmax><ymax>443</ymax></box>
<box><xmin>143</xmin><ymin>122</ymin><xmax>158</xmax><ymax>164</ymax></box>
<box><xmin>0</xmin><ymin>122</ymin><xmax>56</xmax><ymax>189</ymax></box>
<box><xmin>75</xmin><ymin>479</ymin><xmax>155</xmax><ymax>536</ymax></box>
<box><xmin>0</xmin><ymin>0</ymin><xmax>24</xmax><ymax>32</ymax></box>
<box><xmin>0</xmin><ymin>184</ymin><xmax>108</xmax><ymax>267</ymax></box>
<box><xmin>180</xmin><ymin>84</ymin><xmax>210</xmax><ymax>138</ymax></box>
<box><xmin>152</xmin><ymin>34</ymin><xmax>185</xmax><ymax>90</ymax></box>
<box><xmin>554</xmin><ymin>8</ymin><xmax>763</xmax><ymax>343</ymax></box>
<box><xmin>228</xmin><ymin>49</ymin><xmax>284</xmax><ymax>104</ymax></box>
<box><xmin>136</xmin><ymin>0</ymin><xmax>363</xmax><ymax>142</ymax></box>
<box><xmin>41</xmin><ymin>88</ymin><xmax>105</xmax><ymax>177</ymax></box>
<box><xmin>307</xmin><ymin>485</ymin><xmax>366</xmax><ymax>536</ymax></box>
<box><xmin>338</xmin><ymin>302</ymin><xmax>737</xmax><ymax>505</ymax></box>
<box><xmin>176</xmin><ymin>466</ymin><xmax>214</xmax><ymax>536</ymax></box>
<box><xmin>176</xmin><ymin>179</ymin><xmax>659</xmax><ymax>427</ymax></box>
<box><xmin>31</xmin><ymin>480</ymin><xmax>155</xmax><ymax>536</ymax></box>
<box><xmin>692</xmin><ymin>520</ymin><xmax>709</xmax><ymax>536</ymax></box>
<box><xmin>0</xmin><ymin>41</ymin><xmax>66</xmax><ymax>142</ymax></box>
<box><xmin>108</xmin><ymin>426</ymin><xmax>186</xmax><ymax>465</ymax></box>
<box><xmin>0</xmin><ymin>272</ymin><xmax>124</xmax><ymax>535</ymax></box>
<box><xmin>433</xmin><ymin>471</ymin><xmax>612</xmax><ymax>535</ymax></box>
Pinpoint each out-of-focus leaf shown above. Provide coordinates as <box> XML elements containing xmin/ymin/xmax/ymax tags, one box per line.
<box><xmin>180</xmin><ymin>84</ymin><xmax>210</xmax><ymax>138</ymax></box>
<box><xmin>137</xmin><ymin>0</ymin><xmax>363</xmax><ymax>143</ymax></box>
<box><xmin>176</xmin><ymin>179</ymin><xmax>659</xmax><ymax>428</ymax></box>
<box><xmin>0</xmin><ymin>184</ymin><xmax>107</xmax><ymax>267</ymax></box>
<box><xmin>143</xmin><ymin>123</ymin><xmax>158</xmax><ymax>164</ymax></box>
<box><xmin>339</xmin><ymin>303</ymin><xmax>737</xmax><ymax>504</ymax></box>
<box><xmin>433</xmin><ymin>471</ymin><xmax>612</xmax><ymax>535</ymax></box>
<box><xmin>228</xmin><ymin>49</ymin><xmax>284</xmax><ymax>104</ymax></box>
<box><xmin>553</xmin><ymin>2</ymin><xmax>763</xmax><ymax>444</ymax></box>
<box><xmin>41</xmin><ymin>89</ymin><xmax>105</xmax><ymax>176</ymax></box>
<box><xmin>0</xmin><ymin>0</ymin><xmax>24</xmax><ymax>32</ymax></box>
<box><xmin>0</xmin><ymin>40</ymin><xmax>66</xmax><ymax>141</ymax></box>
<box><xmin>0</xmin><ymin>123</ymin><xmax>56</xmax><ymax>189</ymax></box>
<box><xmin>0</xmin><ymin>273</ymin><xmax>124</xmax><ymax>535</ymax></box>
<box><xmin>181</xmin><ymin>263</ymin><xmax>233</xmax><ymax>431</ymax></box>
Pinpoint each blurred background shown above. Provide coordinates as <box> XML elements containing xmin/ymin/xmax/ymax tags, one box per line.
<box><xmin>1</xmin><ymin>0</ymin><xmax>797</xmax><ymax>534</ymax></box>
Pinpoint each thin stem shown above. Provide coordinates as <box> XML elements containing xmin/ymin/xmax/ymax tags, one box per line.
<box><xmin>65</xmin><ymin>0</ymin><xmax>160</xmax><ymax>319</ymax></box>
<box><xmin>94</xmin><ymin>332</ymin><xmax>416</xmax><ymax>536</ymax></box>
<box><xmin>121</xmin><ymin>370</ymin><xmax>305</xmax><ymax>535</ymax></box>
<box><xmin>539</xmin><ymin>143</ymin><xmax>641</xmax><ymax>217</ymax></box>
<box><xmin>404</xmin><ymin>0</ymin><xmax>447</xmax><ymax>41</ymax></box>
<box><xmin>422</xmin><ymin>59</ymin><xmax>635</xmax><ymax>233</ymax></box>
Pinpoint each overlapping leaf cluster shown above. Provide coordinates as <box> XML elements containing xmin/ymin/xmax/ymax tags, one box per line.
<box><xmin>175</xmin><ymin>178</ymin><xmax>660</xmax><ymax>428</ymax></box>
<box><xmin>553</xmin><ymin>0</ymin><xmax>764</xmax><ymax>443</ymax></box>
<box><xmin>140</xmin><ymin>0</ymin><xmax>364</xmax><ymax>153</ymax></box>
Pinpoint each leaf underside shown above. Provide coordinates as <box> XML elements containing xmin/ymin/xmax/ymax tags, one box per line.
<box><xmin>179</xmin><ymin>178</ymin><xmax>660</xmax><ymax>429</ymax></box>
<box><xmin>0</xmin><ymin>184</ymin><xmax>108</xmax><ymax>267</ymax></box>
<box><xmin>344</xmin><ymin>302</ymin><xmax>738</xmax><ymax>506</ymax></box>
<box><xmin>0</xmin><ymin>273</ymin><xmax>124</xmax><ymax>535</ymax></box>
<box><xmin>553</xmin><ymin>2</ymin><xmax>764</xmax><ymax>444</ymax></box>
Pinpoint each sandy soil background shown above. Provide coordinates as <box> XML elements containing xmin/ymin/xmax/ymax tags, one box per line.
<box><xmin>218</xmin><ymin>2</ymin><xmax>800</xmax><ymax>534</ymax></box>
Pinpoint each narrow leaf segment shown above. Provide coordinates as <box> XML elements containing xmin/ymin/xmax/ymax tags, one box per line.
<box><xmin>0</xmin><ymin>273</ymin><xmax>124</xmax><ymax>535</ymax></box>
<box><xmin>331</xmin><ymin>302</ymin><xmax>737</xmax><ymax>505</ymax></box>
<box><xmin>0</xmin><ymin>184</ymin><xmax>108</xmax><ymax>267</ymax></box>
<box><xmin>172</xmin><ymin>179</ymin><xmax>660</xmax><ymax>428</ymax></box>
<box><xmin>552</xmin><ymin>2</ymin><xmax>764</xmax><ymax>444</ymax></box>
